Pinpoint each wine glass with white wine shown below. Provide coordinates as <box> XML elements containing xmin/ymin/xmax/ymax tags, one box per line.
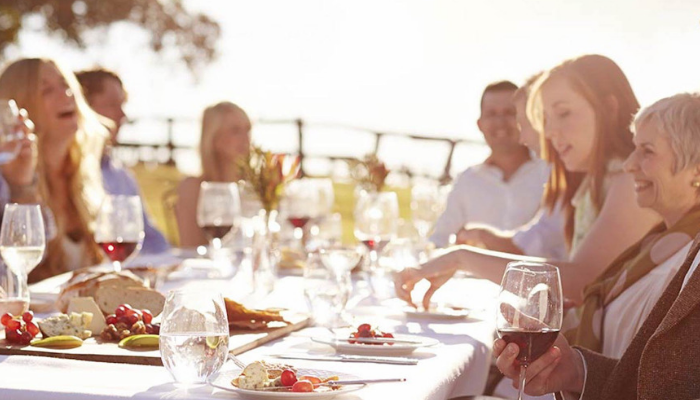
<box><xmin>0</xmin><ymin>204</ymin><xmax>45</xmax><ymax>315</ymax></box>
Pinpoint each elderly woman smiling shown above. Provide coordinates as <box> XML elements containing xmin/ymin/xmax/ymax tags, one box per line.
<box><xmin>560</xmin><ymin>92</ymin><xmax>700</xmax><ymax>358</ymax></box>
<box><xmin>494</xmin><ymin>93</ymin><xmax>700</xmax><ymax>400</ymax></box>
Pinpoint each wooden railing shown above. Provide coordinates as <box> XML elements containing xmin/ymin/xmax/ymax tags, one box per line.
<box><xmin>113</xmin><ymin>117</ymin><xmax>485</xmax><ymax>183</ymax></box>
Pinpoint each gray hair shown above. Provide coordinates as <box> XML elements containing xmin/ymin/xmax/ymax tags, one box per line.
<box><xmin>634</xmin><ymin>93</ymin><xmax>700</xmax><ymax>173</ymax></box>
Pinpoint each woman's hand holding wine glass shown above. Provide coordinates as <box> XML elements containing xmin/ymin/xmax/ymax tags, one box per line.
<box><xmin>496</xmin><ymin>261</ymin><xmax>564</xmax><ymax>400</ymax></box>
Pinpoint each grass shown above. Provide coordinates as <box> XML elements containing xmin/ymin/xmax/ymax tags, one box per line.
<box><xmin>130</xmin><ymin>163</ymin><xmax>413</xmax><ymax>246</ymax></box>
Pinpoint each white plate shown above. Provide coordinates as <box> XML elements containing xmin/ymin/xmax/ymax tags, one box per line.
<box><xmin>311</xmin><ymin>334</ymin><xmax>439</xmax><ymax>356</ymax></box>
<box><xmin>404</xmin><ymin>306</ymin><xmax>471</xmax><ymax>320</ymax></box>
<box><xmin>208</xmin><ymin>368</ymin><xmax>364</xmax><ymax>399</ymax></box>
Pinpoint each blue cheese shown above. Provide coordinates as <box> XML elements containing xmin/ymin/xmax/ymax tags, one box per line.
<box><xmin>237</xmin><ymin>361</ymin><xmax>269</xmax><ymax>389</ymax></box>
<box><xmin>38</xmin><ymin>312</ymin><xmax>93</xmax><ymax>339</ymax></box>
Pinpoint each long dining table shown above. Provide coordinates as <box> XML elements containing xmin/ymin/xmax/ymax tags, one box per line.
<box><xmin>0</xmin><ymin>257</ymin><xmax>499</xmax><ymax>400</ymax></box>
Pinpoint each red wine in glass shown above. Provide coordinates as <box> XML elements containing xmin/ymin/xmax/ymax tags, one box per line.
<box><xmin>360</xmin><ymin>239</ymin><xmax>389</xmax><ymax>253</ymax></box>
<box><xmin>98</xmin><ymin>241</ymin><xmax>139</xmax><ymax>263</ymax></box>
<box><xmin>497</xmin><ymin>328</ymin><xmax>559</xmax><ymax>365</ymax></box>
<box><xmin>202</xmin><ymin>225</ymin><xmax>233</xmax><ymax>242</ymax></box>
<box><xmin>288</xmin><ymin>216</ymin><xmax>311</xmax><ymax>229</ymax></box>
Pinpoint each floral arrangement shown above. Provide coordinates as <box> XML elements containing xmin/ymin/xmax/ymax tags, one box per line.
<box><xmin>237</xmin><ymin>146</ymin><xmax>300</xmax><ymax>213</ymax></box>
<box><xmin>351</xmin><ymin>153</ymin><xmax>390</xmax><ymax>192</ymax></box>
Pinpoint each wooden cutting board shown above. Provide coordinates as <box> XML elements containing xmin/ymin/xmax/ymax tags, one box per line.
<box><xmin>0</xmin><ymin>313</ymin><xmax>310</xmax><ymax>366</ymax></box>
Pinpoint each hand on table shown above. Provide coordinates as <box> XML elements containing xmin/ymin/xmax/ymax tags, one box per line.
<box><xmin>394</xmin><ymin>251</ymin><xmax>459</xmax><ymax>310</ymax></box>
<box><xmin>493</xmin><ymin>333</ymin><xmax>586</xmax><ymax>396</ymax></box>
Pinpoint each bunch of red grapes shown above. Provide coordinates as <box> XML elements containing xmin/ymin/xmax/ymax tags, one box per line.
<box><xmin>1</xmin><ymin>311</ymin><xmax>39</xmax><ymax>345</ymax></box>
<box><xmin>104</xmin><ymin>304</ymin><xmax>159</xmax><ymax>335</ymax></box>
<box><xmin>348</xmin><ymin>323</ymin><xmax>394</xmax><ymax>345</ymax></box>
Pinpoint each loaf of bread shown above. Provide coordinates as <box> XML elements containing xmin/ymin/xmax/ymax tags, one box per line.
<box><xmin>94</xmin><ymin>286</ymin><xmax>166</xmax><ymax>317</ymax></box>
<box><xmin>55</xmin><ymin>271</ymin><xmax>145</xmax><ymax>314</ymax></box>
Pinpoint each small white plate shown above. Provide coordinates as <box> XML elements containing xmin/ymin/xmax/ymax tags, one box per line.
<box><xmin>404</xmin><ymin>306</ymin><xmax>471</xmax><ymax>320</ymax></box>
<box><xmin>208</xmin><ymin>368</ymin><xmax>364</xmax><ymax>399</ymax></box>
<box><xmin>311</xmin><ymin>334</ymin><xmax>439</xmax><ymax>356</ymax></box>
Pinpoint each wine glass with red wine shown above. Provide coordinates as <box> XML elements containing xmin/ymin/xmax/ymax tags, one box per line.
<box><xmin>497</xmin><ymin>261</ymin><xmax>563</xmax><ymax>400</ymax></box>
<box><xmin>281</xmin><ymin>179</ymin><xmax>318</xmax><ymax>248</ymax></box>
<box><xmin>197</xmin><ymin>181</ymin><xmax>241</xmax><ymax>251</ymax></box>
<box><xmin>354</xmin><ymin>191</ymin><xmax>399</xmax><ymax>296</ymax></box>
<box><xmin>95</xmin><ymin>195</ymin><xmax>145</xmax><ymax>272</ymax></box>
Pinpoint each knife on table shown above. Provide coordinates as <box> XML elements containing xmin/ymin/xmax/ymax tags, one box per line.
<box><xmin>269</xmin><ymin>353</ymin><xmax>419</xmax><ymax>365</ymax></box>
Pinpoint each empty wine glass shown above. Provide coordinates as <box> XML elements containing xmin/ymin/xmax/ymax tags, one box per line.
<box><xmin>0</xmin><ymin>204</ymin><xmax>45</xmax><ymax>315</ymax></box>
<box><xmin>410</xmin><ymin>182</ymin><xmax>442</xmax><ymax>241</ymax></box>
<box><xmin>354</xmin><ymin>191</ymin><xmax>398</xmax><ymax>296</ymax></box>
<box><xmin>0</xmin><ymin>99</ymin><xmax>25</xmax><ymax>164</ymax></box>
<box><xmin>497</xmin><ymin>261</ymin><xmax>563</xmax><ymax>400</ymax></box>
<box><xmin>94</xmin><ymin>195</ymin><xmax>144</xmax><ymax>272</ymax></box>
<box><xmin>197</xmin><ymin>181</ymin><xmax>241</xmax><ymax>250</ymax></box>
<box><xmin>159</xmin><ymin>290</ymin><xmax>229</xmax><ymax>385</ymax></box>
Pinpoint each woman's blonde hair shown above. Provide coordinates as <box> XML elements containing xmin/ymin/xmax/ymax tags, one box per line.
<box><xmin>200</xmin><ymin>101</ymin><xmax>250</xmax><ymax>181</ymax></box>
<box><xmin>0</xmin><ymin>58</ymin><xmax>107</xmax><ymax>281</ymax></box>
<box><xmin>527</xmin><ymin>55</ymin><xmax>638</xmax><ymax>246</ymax></box>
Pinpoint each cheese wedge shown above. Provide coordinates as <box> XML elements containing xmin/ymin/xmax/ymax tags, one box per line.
<box><xmin>67</xmin><ymin>297</ymin><xmax>107</xmax><ymax>337</ymax></box>
<box><xmin>38</xmin><ymin>312</ymin><xmax>93</xmax><ymax>340</ymax></box>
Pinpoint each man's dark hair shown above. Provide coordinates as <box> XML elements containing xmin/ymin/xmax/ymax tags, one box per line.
<box><xmin>75</xmin><ymin>68</ymin><xmax>126</xmax><ymax>100</ymax></box>
<box><xmin>480</xmin><ymin>80</ymin><xmax>518</xmax><ymax>110</ymax></box>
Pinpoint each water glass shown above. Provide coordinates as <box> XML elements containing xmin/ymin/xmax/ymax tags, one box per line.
<box><xmin>159</xmin><ymin>290</ymin><xmax>230</xmax><ymax>385</ymax></box>
<box><xmin>303</xmin><ymin>254</ymin><xmax>352</xmax><ymax>327</ymax></box>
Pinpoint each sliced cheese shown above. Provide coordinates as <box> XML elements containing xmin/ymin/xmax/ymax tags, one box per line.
<box><xmin>38</xmin><ymin>312</ymin><xmax>93</xmax><ymax>340</ymax></box>
<box><xmin>67</xmin><ymin>297</ymin><xmax>106</xmax><ymax>337</ymax></box>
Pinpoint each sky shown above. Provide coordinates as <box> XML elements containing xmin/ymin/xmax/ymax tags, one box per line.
<box><xmin>6</xmin><ymin>0</ymin><xmax>700</xmax><ymax>177</ymax></box>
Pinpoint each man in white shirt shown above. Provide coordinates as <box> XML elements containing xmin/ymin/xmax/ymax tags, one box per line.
<box><xmin>430</xmin><ymin>81</ymin><xmax>549</xmax><ymax>247</ymax></box>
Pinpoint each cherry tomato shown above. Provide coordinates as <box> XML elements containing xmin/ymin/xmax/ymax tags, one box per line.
<box><xmin>291</xmin><ymin>380</ymin><xmax>314</xmax><ymax>392</ymax></box>
<box><xmin>0</xmin><ymin>313</ymin><xmax>12</xmax><ymax>326</ymax></box>
<box><xmin>382</xmin><ymin>332</ymin><xmax>394</xmax><ymax>338</ymax></box>
<box><xmin>280</xmin><ymin>369</ymin><xmax>297</xmax><ymax>386</ymax></box>
<box><xmin>22</xmin><ymin>311</ymin><xmax>33</xmax><ymax>323</ymax></box>
<box><xmin>298</xmin><ymin>375</ymin><xmax>321</xmax><ymax>385</ymax></box>
<box><xmin>357</xmin><ymin>323</ymin><xmax>371</xmax><ymax>332</ymax></box>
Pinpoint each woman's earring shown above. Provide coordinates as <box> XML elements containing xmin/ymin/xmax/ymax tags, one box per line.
<box><xmin>692</xmin><ymin>181</ymin><xmax>700</xmax><ymax>188</ymax></box>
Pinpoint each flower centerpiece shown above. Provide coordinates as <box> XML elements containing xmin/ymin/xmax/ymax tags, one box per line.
<box><xmin>350</xmin><ymin>153</ymin><xmax>390</xmax><ymax>193</ymax></box>
<box><xmin>237</xmin><ymin>146</ymin><xmax>300</xmax><ymax>214</ymax></box>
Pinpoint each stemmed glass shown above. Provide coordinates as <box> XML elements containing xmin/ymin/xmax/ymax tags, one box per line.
<box><xmin>159</xmin><ymin>290</ymin><xmax>229</xmax><ymax>385</ymax></box>
<box><xmin>354</xmin><ymin>191</ymin><xmax>398</xmax><ymax>296</ymax></box>
<box><xmin>281</xmin><ymin>179</ymin><xmax>318</xmax><ymax>247</ymax></box>
<box><xmin>497</xmin><ymin>261</ymin><xmax>563</xmax><ymax>400</ymax></box>
<box><xmin>94</xmin><ymin>195</ymin><xmax>144</xmax><ymax>272</ymax></box>
<box><xmin>410</xmin><ymin>182</ymin><xmax>442</xmax><ymax>241</ymax></box>
<box><xmin>0</xmin><ymin>99</ymin><xmax>25</xmax><ymax>164</ymax></box>
<box><xmin>319</xmin><ymin>245</ymin><xmax>361</xmax><ymax>325</ymax></box>
<box><xmin>197</xmin><ymin>182</ymin><xmax>241</xmax><ymax>250</ymax></box>
<box><xmin>0</xmin><ymin>204</ymin><xmax>45</xmax><ymax>315</ymax></box>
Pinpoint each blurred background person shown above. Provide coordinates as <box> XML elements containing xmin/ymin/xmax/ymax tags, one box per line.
<box><xmin>397</xmin><ymin>55</ymin><xmax>660</xmax><ymax>308</ymax></box>
<box><xmin>0</xmin><ymin>58</ymin><xmax>107</xmax><ymax>282</ymax></box>
<box><xmin>76</xmin><ymin>67</ymin><xmax>169</xmax><ymax>254</ymax></box>
<box><xmin>175</xmin><ymin>101</ymin><xmax>251</xmax><ymax>247</ymax></box>
<box><xmin>455</xmin><ymin>73</ymin><xmax>583</xmax><ymax>261</ymax></box>
<box><xmin>430</xmin><ymin>80</ymin><xmax>549</xmax><ymax>248</ymax></box>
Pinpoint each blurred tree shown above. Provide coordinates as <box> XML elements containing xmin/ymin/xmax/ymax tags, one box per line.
<box><xmin>0</xmin><ymin>0</ymin><xmax>220</xmax><ymax>74</ymax></box>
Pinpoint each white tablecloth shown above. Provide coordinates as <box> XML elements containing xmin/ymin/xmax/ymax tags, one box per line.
<box><xmin>0</xmin><ymin>272</ymin><xmax>498</xmax><ymax>400</ymax></box>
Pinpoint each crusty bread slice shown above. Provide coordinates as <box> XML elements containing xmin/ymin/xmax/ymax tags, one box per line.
<box><xmin>56</xmin><ymin>271</ymin><xmax>145</xmax><ymax>313</ymax></box>
<box><xmin>94</xmin><ymin>285</ymin><xmax>165</xmax><ymax>317</ymax></box>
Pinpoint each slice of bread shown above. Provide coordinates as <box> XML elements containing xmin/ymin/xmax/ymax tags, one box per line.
<box><xmin>56</xmin><ymin>271</ymin><xmax>145</xmax><ymax>313</ymax></box>
<box><xmin>94</xmin><ymin>286</ymin><xmax>166</xmax><ymax>317</ymax></box>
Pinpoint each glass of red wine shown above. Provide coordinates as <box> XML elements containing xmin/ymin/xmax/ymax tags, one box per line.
<box><xmin>497</xmin><ymin>261</ymin><xmax>563</xmax><ymax>400</ymax></box>
<box><xmin>281</xmin><ymin>179</ymin><xmax>318</xmax><ymax>249</ymax></box>
<box><xmin>197</xmin><ymin>181</ymin><xmax>241</xmax><ymax>251</ymax></box>
<box><xmin>354</xmin><ymin>191</ymin><xmax>399</xmax><ymax>297</ymax></box>
<box><xmin>95</xmin><ymin>195</ymin><xmax>145</xmax><ymax>272</ymax></box>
